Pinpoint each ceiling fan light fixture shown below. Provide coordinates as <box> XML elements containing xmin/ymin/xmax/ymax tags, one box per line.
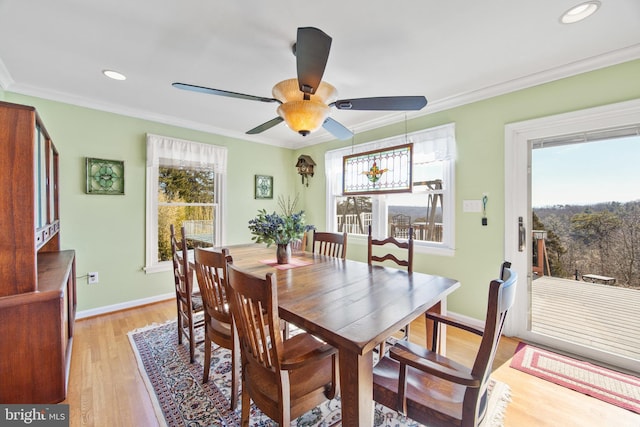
<box><xmin>273</xmin><ymin>78</ymin><xmax>337</xmax><ymax>136</ymax></box>
<box><xmin>560</xmin><ymin>1</ymin><xmax>601</xmax><ymax>24</ymax></box>
<box><xmin>272</xmin><ymin>78</ymin><xmax>337</xmax><ymax>104</ymax></box>
<box><xmin>277</xmin><ymin>100</ymin><xmax>330</xmax><ymax>136</ymax></box>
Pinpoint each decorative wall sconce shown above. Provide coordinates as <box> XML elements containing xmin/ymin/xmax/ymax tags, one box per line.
<box><xmin>295</xmin><ymin>155</ymin><xmax>316</xmax><ymax>187</ymax></box>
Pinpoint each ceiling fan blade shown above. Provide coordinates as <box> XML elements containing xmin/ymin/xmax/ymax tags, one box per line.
<box><xmin>332</xmin><ymin>96</ymin><xmax>427</xmax><ymax>111</ymax></box>
<box><xmin>295</xmin><ymin>27</ymin><xmax>332</xmax><ymax>95</ymax></box>
<box><xmin>246</xmin><ymin>117</ymin><xmax>284</xmax><ymax>135</ymax></box>
<box><xmin>172</xmin><ymin>82</ymin><xmax>280</xmax><ymax>104</ymax></box>
<box><xmin>323</xmin><ymin>118</ymin><xmax>353</xmax><ymax>140</ymax></box>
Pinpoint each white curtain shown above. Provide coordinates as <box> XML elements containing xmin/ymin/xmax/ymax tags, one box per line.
<box><xmin>145</xmin><ymin>134</ymin><xmax>227</xmax><ymax>271</ymax></box>
<box><xmin>146</xmin><ymin>133</ymin><xmax>227</xmax><ymax>173</ymax></box>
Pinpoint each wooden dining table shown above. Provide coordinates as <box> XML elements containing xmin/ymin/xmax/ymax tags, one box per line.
<box><xmin>211</xmin><ymin>244</ymin><xmax>460</xmax><ymax>427</ymax></box>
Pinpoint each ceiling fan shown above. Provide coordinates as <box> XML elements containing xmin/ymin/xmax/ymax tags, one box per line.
<box><xmin>172</xmin><ymin>27</ymin><xmax>428</xmax><ymax>140</ymax></box>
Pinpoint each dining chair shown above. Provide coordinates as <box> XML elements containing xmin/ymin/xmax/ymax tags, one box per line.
<box><xmin>368</xmin><ymin>224</ymin><xmax>414</xmax><ymax>354</ymax></box>
<box><xmin>312</xmin><ymin>230</ymin><xmax>347</xmax><ymax>259</ymax></box>
<box><xmin>368</xmin><ymin>224</ymin><xmax>414</xmax><ymax>273</ymax></box>
<box><xmin>225</xmin><ymin>260</ymin><xmax>339</xmax><ymax>427</ymax></box>
<box><xmin>193</xmin><ymin>247</ymin><xmax>239</xmax><ymax>410</ymax></box>
<box><xmin>170</xmin><ymin>224</ymin><xmax>204</xmax><ymax>363</ymax></box>
<box><xmin>290</xmin><ymin>231</ymin><xmax>307</xmax><ymax>252</ymax></box>
<box><xmin>372</xmin><ymin>263</ymin><xmax>518</xmax><ymax>427</ymax></box>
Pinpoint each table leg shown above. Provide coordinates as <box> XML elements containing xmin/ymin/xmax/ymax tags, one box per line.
<box><xmin>426</xmin><ymin>300</ymin><xmax>448</xmax><ymax>355</ymax></box>
<box><xmin>338</xmin><ymin>348</ymin><xmax>373</xmax><ymax>426</ymax></box>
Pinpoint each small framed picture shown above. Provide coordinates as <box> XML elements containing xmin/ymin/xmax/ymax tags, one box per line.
<box><xmin>86</xmin><ymin>157</ymin><xmax>125</xmax><ymax>195</ymax></box>
<box><xmin>255</xmin><ymin>175</ymin><xmax>273</xmax><ymax>199</ymax></box>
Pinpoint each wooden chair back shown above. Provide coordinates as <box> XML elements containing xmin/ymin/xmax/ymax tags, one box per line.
<box><xmin>194</xmin><ymin>247</ymin><xmax>230</xmax><ymax>325</ymax></box>
<box><xmin>226</xmin><ymin>261</ymin><xmax>338</xmax><ymax>425</ymax></box>
<box><xmin>170</xmin><ymin>224</ymin><xmax>190</xmax><ymax>298</ymax></box>
<box><xmin>312</xmin><ymin>231</ymin><xmax>347</xmax><ymax>259</ymax></box>
<box><xmin>193</xmin><ymin>247</ymin><xmax>239</xmax><ymax>407</ymax></box>
<box><xmin>170</xmin><ymin>224</ymin><xmax>204</xmax><ymax>363</ymax></box>
<box><xmin>290</xmin><ymin>231</ymin><xmax>307</xmax><ymax>252</ymax></box>
<box><xmin>463</xmin><ymin>265</ymin><xmax>518</xmax><ymax>425</ymax></box>
<box><xmin>372</xmin><ymin>265</ymin><xmax>518</xmax><ymax>427</ymax></box>
<box><xmin>368</xmin><ymin>225</ymin><xmax>414</xmax><ymax>273</ymax></box>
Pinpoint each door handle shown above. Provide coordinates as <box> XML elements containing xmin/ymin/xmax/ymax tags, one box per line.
<box><xmin>518</xmin><ymin>216</ymin><xmax>526</xmax><ymax>252</ymax></box>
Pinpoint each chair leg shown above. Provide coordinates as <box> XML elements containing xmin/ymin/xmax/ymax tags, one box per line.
<box><xmin>325</xmin><ymin>353</ymin><xmax>339</xmax><ymax>399</ymax></box>
<box><xmin>241</xmin><ymin>380</ymin><xmax>251</xmax><ymax>427</ymax></box>
<box><xmin>188</xmin><ymin>316</ymin><xmax>196</xmax><ymax>363</ymax></box>
<box><xmin>230</xmin><ymin>332</ymin><xmax>240</xmax><ymax>410</ymax></box>
<box><xmin>176</xmin><ymin>304</ymin><xmax>183</xmax><ymax>345</ymax></box>
<box><xmin>403</xmin><ymin>323</ymin><xmax>411</xmax><ymax>341</ymax></box>
<box><xmin>203</xmin><ymin>332</ymin><xmax>211</xmax><ymax>383</ymax></box>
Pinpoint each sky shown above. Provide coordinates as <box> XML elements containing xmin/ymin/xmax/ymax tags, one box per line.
<box><xmin>531</xmin><ymin>135</ymin><xmax>640</xmax><ymax>208</ymax></box>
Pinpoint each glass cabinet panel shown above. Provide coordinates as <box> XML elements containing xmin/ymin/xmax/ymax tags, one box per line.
<box><xmin>34</xmin><ymin>124</ymin><xmax>47</xmax><ymax>229</ymax></box>
<box><xmin>49</xmin><ymin>142</ymin><xmax>59</xmax><ymax>222</ymax></box>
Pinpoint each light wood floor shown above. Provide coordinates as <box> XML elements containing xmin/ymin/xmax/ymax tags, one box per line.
<box><xmin>64</xmin><ymin>299</ymin><xmax>640</xmax><ymax>426</ymax></box>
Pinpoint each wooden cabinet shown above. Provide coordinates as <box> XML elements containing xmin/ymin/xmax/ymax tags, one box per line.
<box><xmin>0</xmin><ymin>100</ymin><xmax>76</xmax><ymax>403</ymax></box>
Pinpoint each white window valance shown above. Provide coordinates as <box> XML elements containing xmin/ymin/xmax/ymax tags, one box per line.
<box><xmin>146</xmin><ymin>133</ymin><xmax>227</xmax><ymax>174</ymax></box>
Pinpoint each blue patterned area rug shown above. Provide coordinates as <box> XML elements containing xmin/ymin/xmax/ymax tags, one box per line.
<box><xmin>128</xmin><ymin>320</ymin><xmax>510</xmax><ymax>427</ymax></box>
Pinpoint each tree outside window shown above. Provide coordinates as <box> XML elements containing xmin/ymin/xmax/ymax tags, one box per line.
<box><xmin>157</xmin><ymin>166</ymin><xmax>216</xmax><ymax>261</ymax></box>
<box><xmin>145</xmin><ymin>134</ymin><xmax>227</xmax><ymax>273</ymax></box>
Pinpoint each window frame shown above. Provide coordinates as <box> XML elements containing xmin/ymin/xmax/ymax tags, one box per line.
<box><xmin>145</xmin><ymin>134</ymin><xmax>227</xmax><ymax>273</ymax></box>
<box><xmin>325</xmin><ymin>123</ymin><xmax>456</xmax><ymax>256</ymax></box>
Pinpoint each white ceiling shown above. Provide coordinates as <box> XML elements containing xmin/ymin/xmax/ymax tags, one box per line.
<box><xmin>0</xmin><ymin>1</ymin><xmax>639</xmax><ymax>149</ymax></box>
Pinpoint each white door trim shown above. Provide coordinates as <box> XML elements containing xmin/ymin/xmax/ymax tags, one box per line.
<box><xmin>503</xmin><ymin>98</ymin><xmax>640</xmax><ymax>342</ymax></box>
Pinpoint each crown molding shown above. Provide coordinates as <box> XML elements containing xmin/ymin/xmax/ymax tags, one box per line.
<box><xmin>2</xmin><ymin>43</ymin><xmax>639</xmax><ymax>149</ymax></box>
<box><xmin>342</xmin><ymin>43</ymin><xmax>640</xmax><ymax>136</ymax></box>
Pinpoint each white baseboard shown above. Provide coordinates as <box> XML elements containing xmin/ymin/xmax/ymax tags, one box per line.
<box><xmin>76</xmin><ymin>292</ymin><xmax>174</xmax><ymax>320</ymax></box>
<box><xmin>445</xmin><ymin>310</ymin><xmax>485</xmax><ymax>330</ymax></box>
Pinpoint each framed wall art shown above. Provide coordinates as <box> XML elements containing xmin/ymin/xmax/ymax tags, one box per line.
<box><xmin>254</xmin><ymin>174</ymin><xmax>273</xmax><ymax>199</ymax></box>
<box><xmin>86</xmin><ymin>157</ymin><xmax>125</xmax><ymax>195</ymax></box>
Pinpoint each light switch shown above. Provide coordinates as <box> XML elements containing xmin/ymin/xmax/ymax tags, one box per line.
<box><xmin>463</xmin><ymin>199</ymin><xmax>483</xmax><ymax>213</ymax></box>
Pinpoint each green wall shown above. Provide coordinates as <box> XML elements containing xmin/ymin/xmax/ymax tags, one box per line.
<box><xmin>5</xmin><ymin>93</ymin><xmax>300</xmax><ymax>313</ymax></box>
<box><xmin>6</xmin><ymin>59</ymin><xmax>640</xmax><ymax>319</ymax></box>
<box><xmin>294</xmin><ymin>59</ymin><xmax>640</xmax><ymax>320</ymax></box>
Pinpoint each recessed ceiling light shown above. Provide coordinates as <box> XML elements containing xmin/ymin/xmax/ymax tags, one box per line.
<box><xmin>102</xmin><ymin>69</ymin><xmax>127</xmax><ymax>81</ymax></box>
<box><xmin>560</xmin><ymin>1</ymin><xmax>601</xmax><ymax>24</ymax></box>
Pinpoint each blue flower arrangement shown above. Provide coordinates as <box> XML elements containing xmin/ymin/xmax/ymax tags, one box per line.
<box><xmin>248</xmin><ymin>195</ymin><xmax>314</xmax><ymax>246</ymax></box>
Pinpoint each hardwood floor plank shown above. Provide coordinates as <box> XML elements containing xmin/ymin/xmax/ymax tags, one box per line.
<box><xmin>64</xmin><ymin>301</ymin><xmax>175</xmax><ymax>427</ymax></box>
<box><xmin>63</xmin><ymin>299</ymin><xmax>640</xmax><ymax>427</ymax></box>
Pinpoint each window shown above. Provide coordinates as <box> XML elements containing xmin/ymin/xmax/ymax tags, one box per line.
<box><xmin>326</xmin><ymin>123</ymin><xmax>455</xmax><ymax>254</ymax></box>
<box><xmin>145</xmin><ymin>134</ymin><xmax>227</xmax><ymax>273</ymax></box>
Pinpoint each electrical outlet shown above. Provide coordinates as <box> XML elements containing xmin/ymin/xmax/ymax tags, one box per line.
<box><xmin>88</xmin><ymin>272</ymin><xmax>99</xmax><ymax>284</ymax></box>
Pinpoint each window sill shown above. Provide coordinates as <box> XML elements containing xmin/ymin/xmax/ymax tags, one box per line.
<box><xmin>144</xmin><ymin>261</ymin><xmax>172</xmax><ymax>274</ymax></box>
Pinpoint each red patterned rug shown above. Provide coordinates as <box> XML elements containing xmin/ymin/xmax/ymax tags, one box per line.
<box><xmin>510</xmin><ymin>342</ymin><xmax>640</xmax><ymax>414</ymax></box>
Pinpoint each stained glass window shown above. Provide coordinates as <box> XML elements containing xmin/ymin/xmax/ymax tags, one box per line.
<box><xmin>343</xmin><ymin>143</ymin><xmax>412</xmax><ymax>195</ymax></box>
